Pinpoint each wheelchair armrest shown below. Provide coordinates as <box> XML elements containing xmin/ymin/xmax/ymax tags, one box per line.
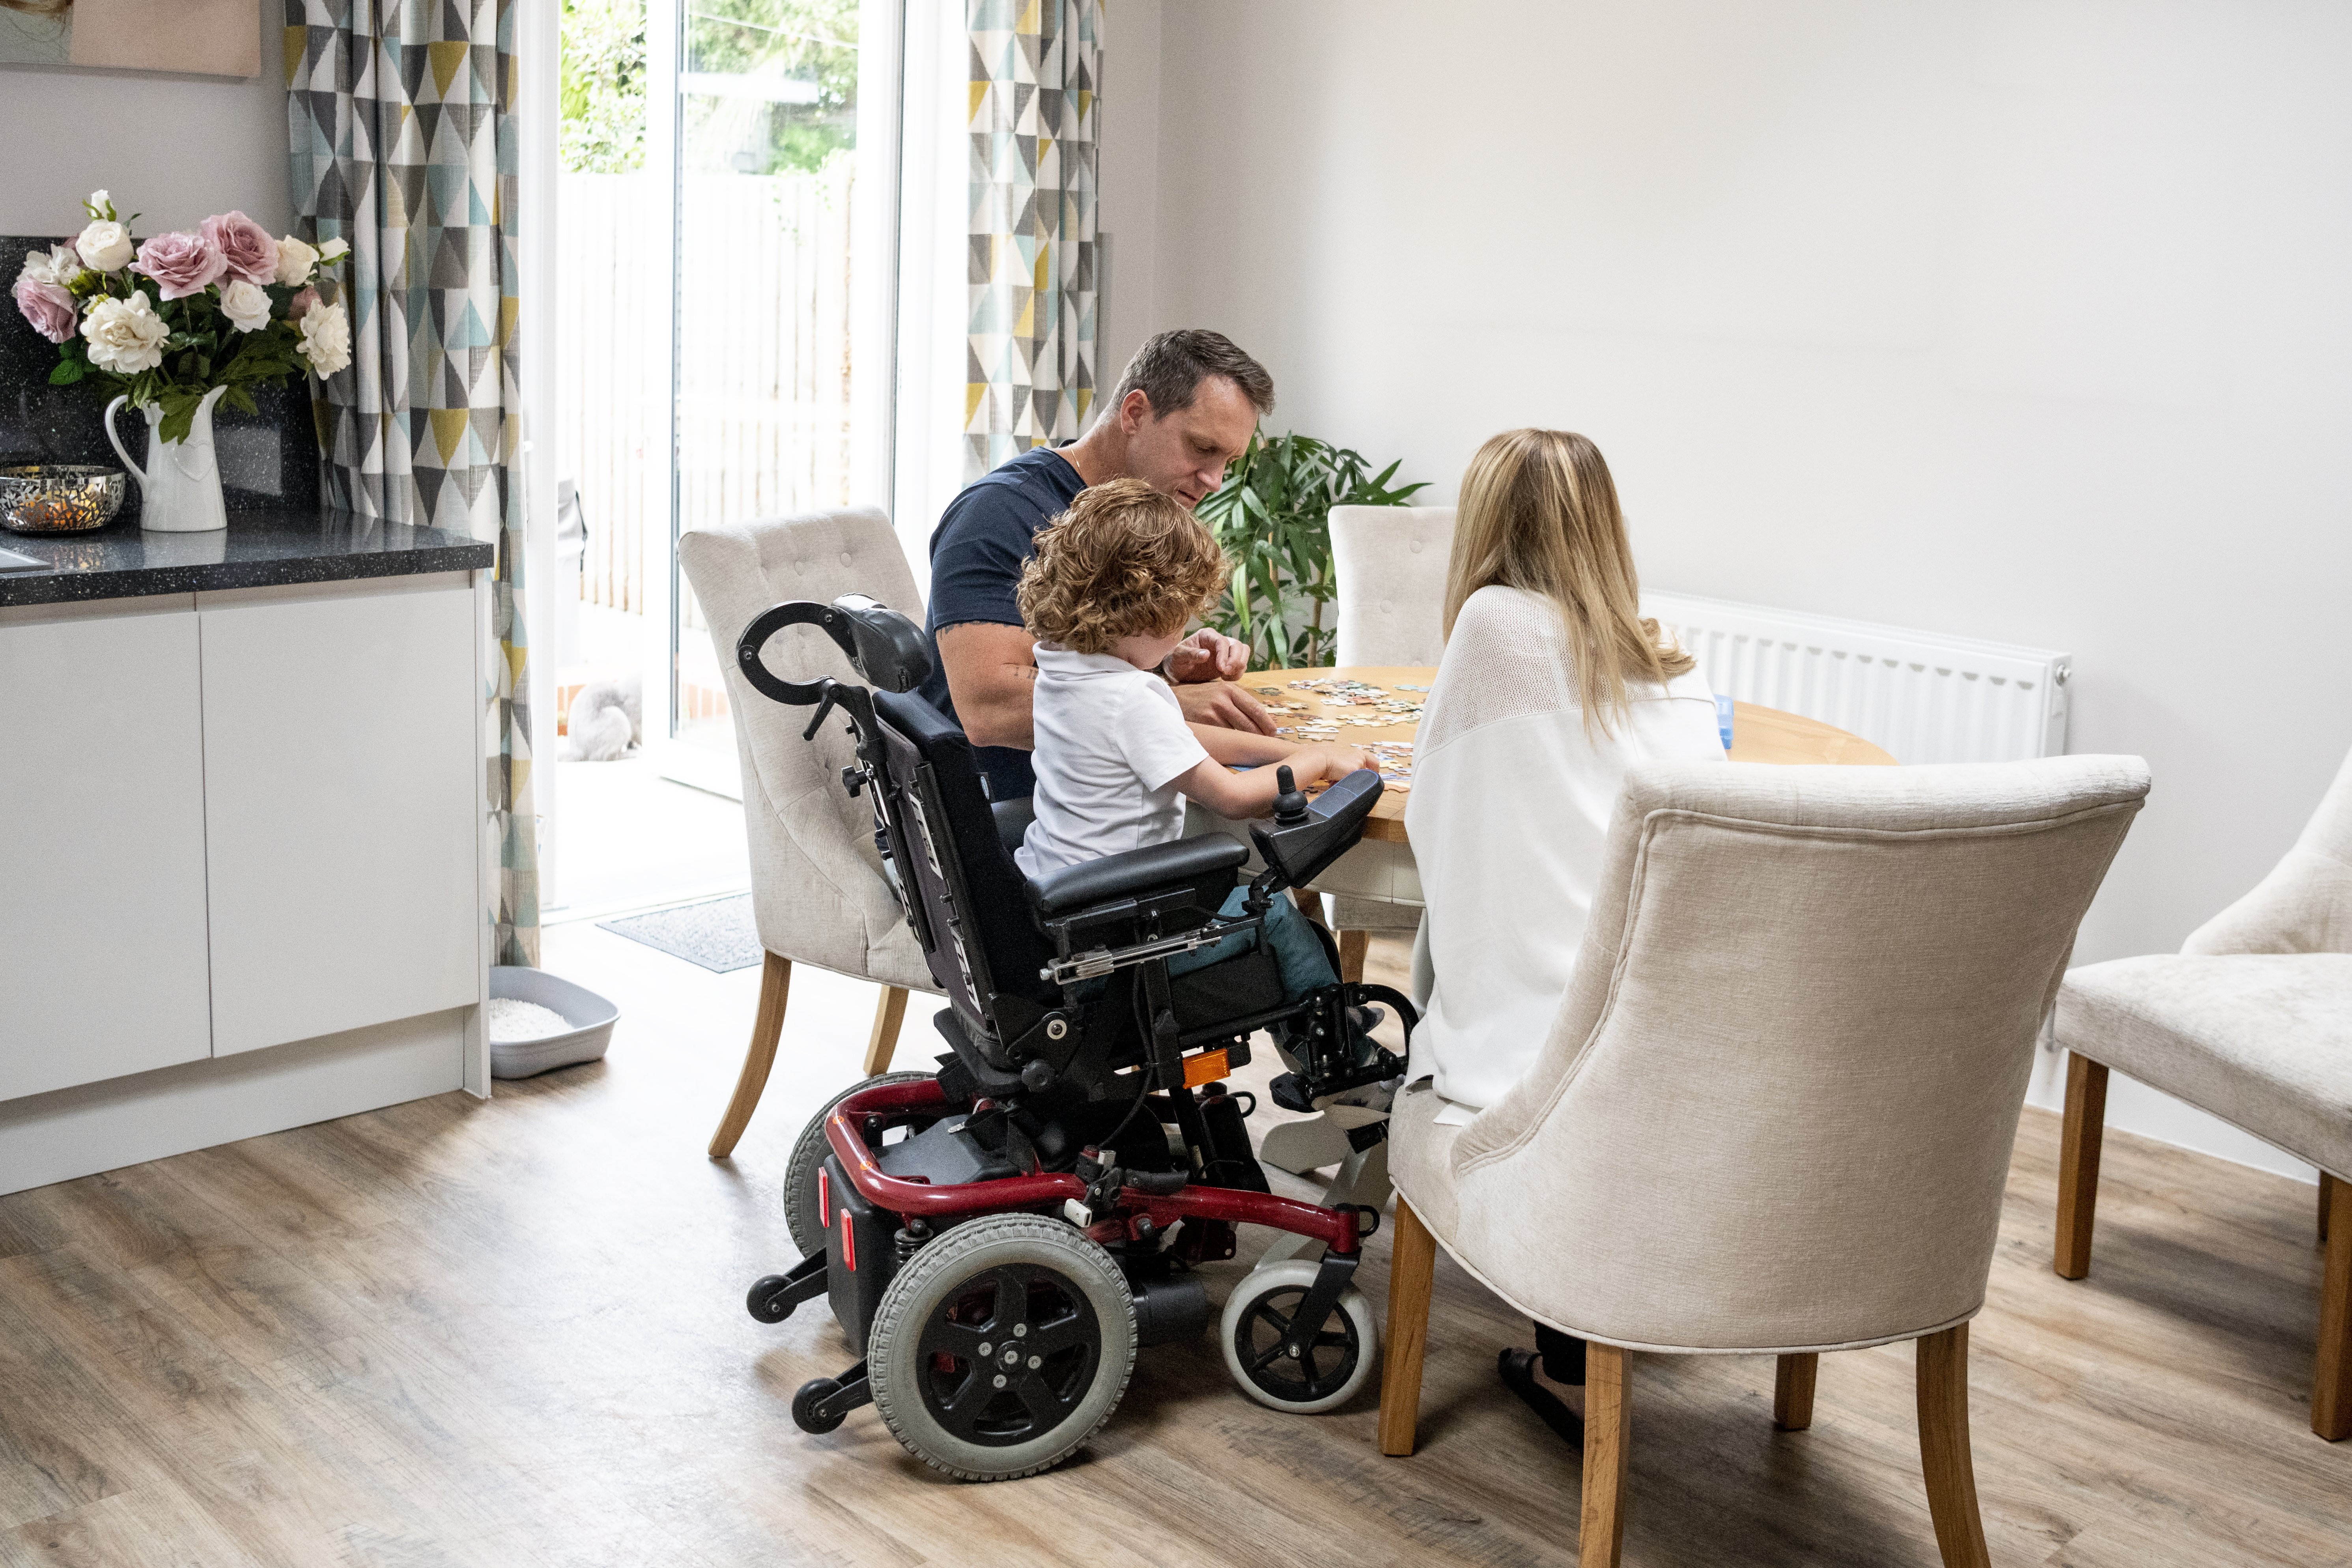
<box><xmin>1025</xmin><ymin>835</ymin><xmax>1247</xmax><ymax>919</ymax></box>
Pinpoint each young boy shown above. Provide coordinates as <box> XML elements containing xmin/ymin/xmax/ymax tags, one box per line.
<box><xmin>1011</xmin><ymin>477</ymin><xmax>1369</xmax><ymax>1010</ymax></box>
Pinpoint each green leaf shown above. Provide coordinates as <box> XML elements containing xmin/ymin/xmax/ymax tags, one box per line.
<box><xmin>155</xmin><ymin>390</ymin><xmax>204</xmax><ymax>445</ymax></box>
<box><xmin>223</xmin><ymin>383</ymin><xmax>260</xmax><ymax>416</ymax></box>
<box><xmin>49</xmin><ymin>359</ymin><xmax>84</xmax><ymax>385</ymax></box>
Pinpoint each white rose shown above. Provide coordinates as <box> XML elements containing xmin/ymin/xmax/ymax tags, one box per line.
<box><xmin>220</xmin><ymin>278</ymin><xmax>272</xmax><ymax>333</ymax></box>
<box><xmin>80</xmin><ymin>290</ymin><xmax>169</xmax><ymax>374</ymax></box>
<box><xmin>274</xmin><ymin>234</ymin><xmax>318</xmax><ymax>287</ymax></box>
<box><xmin>296</xmin><ymin>299</ymin><xmax>352</xmax><ymax>376</ymax></box>
<box><xmin>76</xmin><ymin>220</ymin><xmax>133</xmax><ymax>273</ymax></box>
<box><xmin>19</xmin><ymin>243</ymin><xmax>81</xmax><ymax>286</ymax></box>
<box><xmin>88</xmin><ymin>189</ymin><xmax>112</xmax><ymax>215</ymax></box>
<box><xmin>317</xmin><ymin>237</ymin><xmax>350</xmax><ymax>264</ymax></box>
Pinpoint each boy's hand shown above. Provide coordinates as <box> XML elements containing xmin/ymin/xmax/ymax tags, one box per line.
<box><xmin>1304</xmin><ymin>743</ymin><xmax>1369</xmax><ymax>781</ymax></box>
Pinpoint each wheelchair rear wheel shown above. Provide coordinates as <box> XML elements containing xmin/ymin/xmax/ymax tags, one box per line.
<box><xmin>1220</xmin><ymin>1259</ymin><xmax>1378</xmax><ymax>1414</ymax></box>
<box><xmin>782</xmin><ymin>1070</ymin><xmax>936</xmax><ymax>1259</ymax></box>
<box><xmin>867</xmin><ymin>1214</ymin><xmax>1136</xmax><ymax>1481</ymax></box>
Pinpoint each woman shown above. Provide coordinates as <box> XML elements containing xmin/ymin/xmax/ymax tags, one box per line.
<box><xmin>1402</xmin><ymin>427</ymin><xmax>1725</xmax><ymax>1429</ymax></box>
<box><xmin>1405</xmin><ymin>428</ymin><xmax>1724</xmax><ymax>1124</ymax></box>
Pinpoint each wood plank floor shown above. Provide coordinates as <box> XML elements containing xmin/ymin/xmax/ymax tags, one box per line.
<box><xmin>1</xmin><ymin>922</ymin><xmax>2346</xmax><ymax>1567</ymax></box>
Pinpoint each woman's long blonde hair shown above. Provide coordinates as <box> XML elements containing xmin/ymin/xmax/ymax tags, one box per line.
<box><xmin>1443</xmin><ymin>428</ymin><xmax>1693</xmax><ymax>736</ymax></box>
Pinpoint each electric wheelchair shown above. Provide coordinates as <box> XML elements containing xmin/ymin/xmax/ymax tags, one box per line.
<box><xmin>735</xmin><ymin>593</ymin><xmax>1414</xmax><ymax>1481</ymax></box>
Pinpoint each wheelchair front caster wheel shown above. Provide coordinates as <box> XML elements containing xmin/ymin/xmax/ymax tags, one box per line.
<box><xmin>792</xmin><ymin>1377</ymin><xmax>848</xmax><ymax>1434</ymax></box>
<box><xmin>1222</xmin><ymin>1260</ymin><xmax>1378</xmax><ymax>1414</ymax></box>
<box><xmin>747</xmin><ymin>1274</ymin><xmax>797</xmax><ymax>1324</ymax></box>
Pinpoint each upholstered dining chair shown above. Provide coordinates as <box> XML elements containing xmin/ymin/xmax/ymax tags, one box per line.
<box><xmin>679</xmin><ymin>507</ymin><xmax>942</xmax><ymax>1159</ymax></box>
<box><xmin>1378</xmin><ymin>755</ymin><xmax>2151</xmax><ymax>1568</ymax></box>
<box><xmin>2052</xmin><ymin>740</ymin><xmax>2352</xmax><ymax>1439</ymax></box>
<box><xmin>1317</xmin><ymin>504</ymin><xmax>1455</xmax><ymax>981</ymax></box>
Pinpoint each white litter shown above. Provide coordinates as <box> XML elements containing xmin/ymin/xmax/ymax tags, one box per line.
<box><xmin>487</xmin><ymin>997</ymin><xmax>575</xmax><ymax>1043</ymax></box>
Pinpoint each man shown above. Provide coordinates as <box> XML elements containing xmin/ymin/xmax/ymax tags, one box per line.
<box><xmin>918</xmin><ymin>329</ymin><xmax>1283</xmax><ymax>801</ymax></box>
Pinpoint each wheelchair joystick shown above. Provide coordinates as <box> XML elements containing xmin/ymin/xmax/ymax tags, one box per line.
<box><xmin>1271</xmin><ymin>764</ymin><xmax>1310</xmax><ymax>826</ymax></box>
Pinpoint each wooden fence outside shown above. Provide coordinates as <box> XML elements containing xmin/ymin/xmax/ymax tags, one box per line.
<box><xmin>554</xmin><ymin>164</ymin><xmax>858</xmax><ymax>639</ymax></box>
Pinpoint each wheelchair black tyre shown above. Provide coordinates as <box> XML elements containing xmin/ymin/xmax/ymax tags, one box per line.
<box><xmin>1220</xmin><ymin>1260</ymin><xmax>1379</xmax><ymax>1414</ymax></box>
<box><xmin>867</xmin><ymin>1213</ymin><xmax>1136</xmax><ymax>1482</ymax></box>
<box><xmin>783</xmin><ymin>1071</ymin><xmax>936</xmax><ymax>1260</ymax></box>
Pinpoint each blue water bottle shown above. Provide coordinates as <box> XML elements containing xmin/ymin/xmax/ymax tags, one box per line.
<box><xmin>1715</xmin><ymin>693</ymin><xmax>1735</xmax><ymax>753</ymax></box>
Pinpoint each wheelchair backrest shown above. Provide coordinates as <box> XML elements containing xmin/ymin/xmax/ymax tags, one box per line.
<box><xmin>870</xmin><ymin>690</ymin><xmax>1057</xmax><ymax>1044</ymax></box>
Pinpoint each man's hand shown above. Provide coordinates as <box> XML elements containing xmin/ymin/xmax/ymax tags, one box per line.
<box><xmin>1166</xmin><ymin>628</ymin><xmax>1249</xmax><ymax>684</ymax></box>
<box><xmin>1175</xmin><ymin>678</ymin><xmax>1277</xmax><ymax>736</ymax></box>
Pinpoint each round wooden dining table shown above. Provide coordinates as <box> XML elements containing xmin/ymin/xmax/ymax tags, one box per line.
<box><xmin>1248</xmin><ymin>665</ymin><xmax>1896</xmax><ymax>845</ymax></box>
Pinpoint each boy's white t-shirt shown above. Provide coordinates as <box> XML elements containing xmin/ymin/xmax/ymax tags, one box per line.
<box><xmin>1015</xmin><ymin>643</ymin><xmax>1211</xmax><ymax>878</ymax></box>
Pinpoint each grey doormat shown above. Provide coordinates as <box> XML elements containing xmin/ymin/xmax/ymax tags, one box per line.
<box><xmin>597</xmin><ymin>894</ymin><xmax>764</xmax><ymax>973</ymax></box>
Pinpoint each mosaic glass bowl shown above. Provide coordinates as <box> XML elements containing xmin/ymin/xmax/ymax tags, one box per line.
<box><xmin>0</xmin><ymin>464</ymin><xmax>128</xmax><ymax>534</ymax></box>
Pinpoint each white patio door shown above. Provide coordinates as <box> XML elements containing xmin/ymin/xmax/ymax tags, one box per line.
<box><xmin>646</xmin><ymin>0</ymin><xmax>905</xmax><ymax>798</ymax></box>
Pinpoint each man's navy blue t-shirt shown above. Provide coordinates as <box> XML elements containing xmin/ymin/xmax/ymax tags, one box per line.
<box><xmin>918</xmin><ymin>444</ymin><xmax>1087</xmax><ymax>801</ymax></box>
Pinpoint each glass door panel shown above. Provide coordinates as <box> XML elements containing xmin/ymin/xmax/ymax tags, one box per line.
<box><xmin>664</xmin><ymin>0</ymin><xmax>865</xmax><ymax>787</ymax></box>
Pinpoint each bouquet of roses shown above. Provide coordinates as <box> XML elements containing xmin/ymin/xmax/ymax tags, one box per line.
<box><xmin>11</xmin><ymin>190</ymin><xmax>356</xmax><ymax>444</ymax></box>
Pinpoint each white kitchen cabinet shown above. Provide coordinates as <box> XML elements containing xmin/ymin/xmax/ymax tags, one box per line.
<box><xmin>198</xmin><ymin>574</ymin><xmax>482</xmax><ymax>1056</ymax></box>
<box><xmin>0</xmin><ymin>595</ymin><xmax>216</xmax><ymax>1099</ymax></box>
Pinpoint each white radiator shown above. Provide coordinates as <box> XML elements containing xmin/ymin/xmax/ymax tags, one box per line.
<box><xmin>1643</xmin><ymin>591</ymin><xmax>2071</xmax><ymax>765</ymax></box>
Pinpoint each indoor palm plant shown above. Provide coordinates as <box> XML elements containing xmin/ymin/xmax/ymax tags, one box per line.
<box><xmin>1195</xmin><ymin>433</ymin><xmax>1426</xmax><ymax>669</ymax></box>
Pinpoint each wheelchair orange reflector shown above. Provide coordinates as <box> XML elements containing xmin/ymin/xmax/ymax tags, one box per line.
<box><xmin>1182</xmin><ymin>1048</ymin><xmax>1230</xmax><ymax>1089</ymax></box>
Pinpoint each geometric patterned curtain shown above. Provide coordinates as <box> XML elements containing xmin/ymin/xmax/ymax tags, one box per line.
<box><xmin>965</xmin><ymin>0</ymin><xmax>1099</xmax><ymax>482</ymax></box>
<box><xmin>286</xmin><ymin>0</ymin><xmax>538</xmax><ymax>966</ymax></box>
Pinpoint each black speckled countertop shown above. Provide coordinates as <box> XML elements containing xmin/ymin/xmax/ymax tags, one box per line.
<box><xmin>0</xmin><ymin>504</ymin><xmax>495</xmax><ymax>607</ymax></box>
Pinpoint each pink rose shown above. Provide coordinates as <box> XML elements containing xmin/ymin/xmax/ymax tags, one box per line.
<box><xmin>289</xmin><ymin>286</ymin><xmax>319</xmax><ymax>319</ymax></box>
<box><xmin>131</xmin><ymin>230</ymin><xmax>227</xmax><ymax>301</ymax></box>
<box><xmin>12</xmin><ymin>275</ymin><xmax>77</xmax><ymax>344</ymax></box>
<box><xmin>199</xmin><ymin>210</ymin><xmax>278</xmax><ymax>287</ymax></box>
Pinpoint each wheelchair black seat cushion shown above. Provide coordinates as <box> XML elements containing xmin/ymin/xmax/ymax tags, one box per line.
<box><xmin>1026</xmin><ymin>836</ymin><xmax>1247</xmax><ymax>919</ymax></box>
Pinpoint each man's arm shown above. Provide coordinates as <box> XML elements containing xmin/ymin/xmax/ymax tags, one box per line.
<box><xmin>936</xmin><ymin>622</ymin><xmax>1040</xmax><ymax>750</ymax></box>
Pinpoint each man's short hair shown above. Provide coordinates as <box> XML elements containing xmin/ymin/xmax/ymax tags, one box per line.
<box><xmin>1017</xmin><ymin>478</ymin><xmax>1229</xmax><ymax>654</ymax></box>
<box><xmin>1111</xmin><ymin>329</ymin><xmax>1276</xmax><ymax>421</ymax></box>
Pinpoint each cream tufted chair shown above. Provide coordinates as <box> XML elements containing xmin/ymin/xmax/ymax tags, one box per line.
<box><xmin>1379</xmin><ymin>755</ymin><xmax>2150</xmax><ymax>1568</ymax></box>
<box><xmin>1317</xmin><ymin>505</ymin><xmax>1455</xmax><ymax>980</ymax></box>
<box><xmin>679</xmin><ymin>507</ymin><xmax>942</xmax><ymax>1159</ymax></box>
<box><xmin>2053</xmin><ymin>739</ymin><xmax>2352</xmax><ymax>1439</ymax></box>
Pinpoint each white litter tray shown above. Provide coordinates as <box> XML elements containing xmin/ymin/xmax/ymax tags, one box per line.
<box><xmin>488</xmin><ymin>965</ymin><xmax>620</xmax><ymax>1079</ymax></box>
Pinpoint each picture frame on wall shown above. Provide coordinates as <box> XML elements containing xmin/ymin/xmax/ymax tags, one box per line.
<box><xmin>0</xmin><ymin>0</ymin><xmax>259</xmax><ymax>79</ymax></box>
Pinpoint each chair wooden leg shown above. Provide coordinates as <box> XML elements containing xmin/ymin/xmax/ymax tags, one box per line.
<box><xmin>1774</xmin><ymin>1352</ymin><xmax>1818</xmax><ymax>1431</ymax></box>
<box><xmin>707</xmin><ymin>953</ymin><xmax>790</xmax><ymax>1159</ymax></box>
<box><xmin>2315</xmin><ymin>1174</ymin><xmax>2352</xmax><ymax>1441</ymax></box>
<box><xmin>1580</xmin><ymin>1342</ymin><xmax>1631</xmax><ymax>1568</ymax></box>
<box><xmin>2055</xmin><ymin>1054</ymin><xmax>2109</xmax><ymax>1280</ymax></box>
<box><xmin>1379</xmin><ymin>1198</ymin><xmax>1437</xmax><ymax>1457</ymax></box>
<box><xmin>1338</xmin><ymin>928</ymin><xmax>1370</xmax><ymax>985</ymax></box>
<box><xmin>863</xmin><ymin>986</ymin><xmax>908</xmax><ymax>1077</ymax></box>
<box><xmin>1916</xmin><ymin>1324</ymin><xmax>1992</xmax><ymax>1568</ymax></box>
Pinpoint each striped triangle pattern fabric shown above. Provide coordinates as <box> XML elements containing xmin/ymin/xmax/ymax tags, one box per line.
<box><xmin>966</xmin><ymin>0</ymin><xmax>1099</xmax><ymax>482</ymax></box>
<box><xmin>286</xmin><ymin>0</ymin><xmax>539</xmax><ymax>966</ymax></box>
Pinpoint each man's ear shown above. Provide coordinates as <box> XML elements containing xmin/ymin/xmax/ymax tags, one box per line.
<box><xmin>1117</xmin><ymin>388</ymin><xmax>1155</xmax><ymax>434</ymax></box>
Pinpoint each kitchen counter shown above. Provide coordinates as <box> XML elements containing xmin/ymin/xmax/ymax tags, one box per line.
<box><xmin>0</xmin><ymin>504</ymin><xmax>493</xmax><ymax>607</ymax></box>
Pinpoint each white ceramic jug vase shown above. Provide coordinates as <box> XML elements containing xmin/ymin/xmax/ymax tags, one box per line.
<box><xmin>104</xmin><ymin>386</ymin><xmax>230</xmax><ymax>533</ymax></box>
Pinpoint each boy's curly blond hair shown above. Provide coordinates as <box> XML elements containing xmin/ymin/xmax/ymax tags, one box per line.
<box><xmin>1017</xmin><ymin>478</ymin><xmax>1229</xmax><ymax>654</ymax></box>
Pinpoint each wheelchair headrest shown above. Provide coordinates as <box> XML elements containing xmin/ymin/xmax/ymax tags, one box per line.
<box><xmin>735</xmin><ymin>594</ymin><xmax>932</xmax><ymax>706</ymax></box>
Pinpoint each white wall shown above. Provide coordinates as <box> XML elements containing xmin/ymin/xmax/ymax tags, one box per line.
<box><xmin>1097</xmin><ymin>0</ymin><xmax>1164</xmax><ymax>394</ymax></box>
<box><xmin>1138</xmin><ymin>0</ymin><xmax>2352</xmax><ymax>1179</ymax></box>
<box><xmin>0</xmin><ymin>3</ymin><xmax>291</xmax><ymax>236</ymax></box>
